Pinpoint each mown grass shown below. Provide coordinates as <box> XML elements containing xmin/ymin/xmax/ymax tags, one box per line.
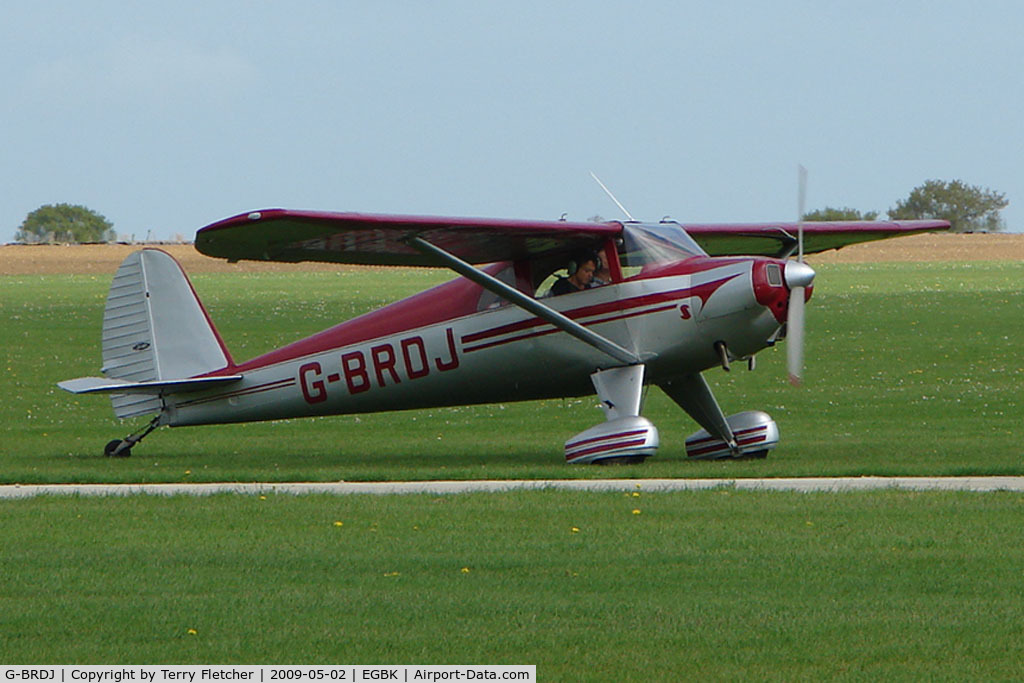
<box><xmin>2</xmin><ymin>261</ymin><xmax>1022</xmax><ymax>482</ymax></box>
<box><xmin>1</xmin><ymin>489</ymin><xmax>1021</xmax><ymax>678</ymax></box>
<box><xmin>2</xmin><ymin>260</ymin><xmax>1023</xmax><ymax>676</ymax></box>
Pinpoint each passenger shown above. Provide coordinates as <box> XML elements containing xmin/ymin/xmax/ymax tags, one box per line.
<box><xmin>549</xmin><ymin>252</ymin><xmax>598</xmax><ymax>296</ymax></box>
<box><xmin>589</xmin><ymin>257</ymin><xmax>611</xmax><ymax>288</ymax></box>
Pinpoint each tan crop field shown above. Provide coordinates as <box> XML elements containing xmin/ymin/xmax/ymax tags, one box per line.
<box><xmin>2</xmin><ymin>232</ymin><xmax>1022</xmax><ymax>275</ymax></box>
<box><xmin>0</xmin><ymin>242</ymin><xmax>361</xmax><ymax>275</ymax></box>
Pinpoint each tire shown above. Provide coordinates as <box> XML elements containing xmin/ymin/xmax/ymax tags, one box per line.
<box><xmin>104</xmin><ymin>439</ymin><xmax>131</xmax><ymax>457</ymax></box>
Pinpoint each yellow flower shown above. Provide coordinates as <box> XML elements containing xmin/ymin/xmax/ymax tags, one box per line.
<box><xmin>570</xmin><ymin>526</ymin><xmax>580</xmax><ymax>534</ymax></box>
<box><xmin>384</xmin><ymin>571</ymin><xmax>400</xmax><ymax>577</ymax></box>
<box><xmin>461</xmin><ymin>567</ymin><xmax>471</xmax><ymax>574</ymax></box>
<box><xmin>187</xmin><ymin>628</ymin><xmax>198</xmax><ymax>635</ymax></box>
<box><xmin>631</xmin><ymin>492</ymin><xmax>641</xmax><ymax>498</ymax></box>
<box><xmin>632</xmin><ymin>509</ymin><xmax>641</xmax><ymax>515</ymax></box>
<box><xmin>259</xmin><ymin>495</ymin><xmax>267</xmax><ymax>500</ymax></box>
<box><xmin>333</xmin><ymin>521</ymin><xmax>344</xmax><ymax>527</ymax></box>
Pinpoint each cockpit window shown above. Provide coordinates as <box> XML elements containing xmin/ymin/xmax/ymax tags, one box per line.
<box><xmin>618</xmin><ymin>221</ymin><xmax>707</xmax><ymax>270</ymax></box>
<box><xmin>476</xmin><ymin>263</ymin><xmax>517</xmax><ymax>310</ymax></box>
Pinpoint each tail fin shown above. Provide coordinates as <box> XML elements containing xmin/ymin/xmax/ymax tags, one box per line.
<box><xmin>98</xmin><ymin>248</ymin><xmax>234</xmax><ymax>417</ymax></box>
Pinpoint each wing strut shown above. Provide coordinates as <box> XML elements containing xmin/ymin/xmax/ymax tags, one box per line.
<box><xmin>405</xmin><ymin>235</ymin><xmax>642</xmax><ymax>366</ymax></box>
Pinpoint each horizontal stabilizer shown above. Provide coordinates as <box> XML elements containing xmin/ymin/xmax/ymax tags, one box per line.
<box><xmin>58</xmin><ymin>375</ymin><xmax>242</xmax><ymax>395</ymax></box>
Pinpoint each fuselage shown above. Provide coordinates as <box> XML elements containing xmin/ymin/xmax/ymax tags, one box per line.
<box><xmin>163</xmin><ymin>254</ymin><xmax>799</xmax><ymax>427</ymax></box>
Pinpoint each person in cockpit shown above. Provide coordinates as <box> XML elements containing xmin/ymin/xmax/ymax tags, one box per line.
<box><xmin>549</xmin><ymin>251</ymin><xmax>598</xmax><ymax>296</ymax></box>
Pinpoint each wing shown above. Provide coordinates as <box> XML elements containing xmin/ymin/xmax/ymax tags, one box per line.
<box><xmin>195</xmin><ymin>209</ymin><xmax>622</xmax><ymax>266</ymax></box>
<box><xmin>684</xmin><ymin>220</ymin><xmax>950</xmax><ymax>258</ymax></box>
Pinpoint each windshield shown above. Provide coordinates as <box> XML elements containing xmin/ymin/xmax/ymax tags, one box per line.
<box><xmin>618</xmin><ymin>221</ymin><xmax>707</xmax><ymax>268</ymax></box>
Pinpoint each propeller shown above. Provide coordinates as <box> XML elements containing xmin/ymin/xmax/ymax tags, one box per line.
<box><xmin>786</xmin><ymin>165</ymin><xmax>814</xmax><ymax>386</ymax></box>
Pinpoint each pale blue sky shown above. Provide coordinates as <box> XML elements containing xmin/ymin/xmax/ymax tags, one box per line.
<box><xmin>3</xmin><ymin>1</ymin><xmax>1021</xmax><ymax>242</ymax></box>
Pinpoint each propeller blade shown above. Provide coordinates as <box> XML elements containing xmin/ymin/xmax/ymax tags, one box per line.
<box><xmin>787</xmin><ymin>286</ymin><xmax>805</xmax><ymax>386</ymax></box>
<box><xmin>788</xmin><ymin>164</ymin><xmax>809</xmax><ymax>386</ymax></box>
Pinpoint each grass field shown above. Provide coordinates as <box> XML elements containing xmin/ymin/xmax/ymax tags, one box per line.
<box><xmin>2</xmin><ymin>256</ymin><xmax>1024</xmax><ymax>675</ymax></box>
<box><xmin>2</xmin><ymin>261</ymin><xmax>1022</xmax><ymax>482</ymax></box>
<box><xmin>2</xmin><ymin>489</ymin><xmax>1023</xmax><ymax>679</ymax></box>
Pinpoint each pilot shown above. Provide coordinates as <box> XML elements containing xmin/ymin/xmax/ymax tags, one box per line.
<box><xmin>550</xmin><ymin>251</ymin><xmax>598</xmax><ymax>296</ymax></box>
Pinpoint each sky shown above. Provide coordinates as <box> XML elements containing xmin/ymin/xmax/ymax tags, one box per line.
<box><xmin>3</xmin><ymin>1</ymin><xmax>1022</xmax><ymax>242</ymax></box>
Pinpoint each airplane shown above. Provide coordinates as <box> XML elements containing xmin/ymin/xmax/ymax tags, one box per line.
<box><xmin>58</xmin><ymin>204</ymin><xmax>949</xmax><ymax>463</ymax></box>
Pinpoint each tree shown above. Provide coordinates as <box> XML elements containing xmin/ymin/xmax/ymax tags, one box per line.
<box><xmin>889</xmin><ymin>180</ymin><xmax>1007</xmax><ymax>233</ymax></box>
<box><xmin>803</xmin><ymin>206</ymin><xmax>879</xmax><ymax>222</ymax></box>
<box><xmin>15</xmin><ymin>203</ymin><xmax>115</xmax><ymax>243</ymax></box>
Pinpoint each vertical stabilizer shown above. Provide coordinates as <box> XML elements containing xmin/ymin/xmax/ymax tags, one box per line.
<box><xmin>101</xmin><ymin>249</ymin><xmax>232</xmax><ymax>417</ymax></box>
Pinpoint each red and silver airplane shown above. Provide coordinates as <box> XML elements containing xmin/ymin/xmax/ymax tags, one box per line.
<box><xmin>59</xmin><ymin>207</ymin><xmax>948</xmax><ymax>463</ymax></box>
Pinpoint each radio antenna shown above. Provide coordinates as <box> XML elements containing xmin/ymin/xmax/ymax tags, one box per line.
<box><xmin>589</xmin><ymin>171</ymin><xmax>636</xmax><ymax>221</ymax></box>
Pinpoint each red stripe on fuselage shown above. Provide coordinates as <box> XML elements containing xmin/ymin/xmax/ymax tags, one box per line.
<box><xmin>174</xmin><ymin>377</ymin><xmax>296</xmax><ymax>408</ymax></box>
<box><xmin>463</xmin><ymin>303</ymin><xmax>680</xmax><ymax>354</ymax></box>
<box><xmin>460</xmin><ymin>270</ymin><xmax>741</xmax><ymax>352</ymax></box>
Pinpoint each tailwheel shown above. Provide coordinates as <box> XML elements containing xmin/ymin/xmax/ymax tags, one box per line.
<box><xmin>103</xmin><ymin>415</ymin><xmax>161</xmax><ymax>458</ymax></box>
<box><xmin>104</xmin><ymin>439</ymin><xmax>132</xmax><ymax>458</ymax></box>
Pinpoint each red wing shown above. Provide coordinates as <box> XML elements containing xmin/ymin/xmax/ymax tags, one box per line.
<box><xmin>195</xmin><ymin>209</ymin><xmax>621</xmax><ymax>266</ymax></box>
<box><xmin>685</xmin><ymin>220</ymin><xmax>950</xmax><ymax>258</ymax></box>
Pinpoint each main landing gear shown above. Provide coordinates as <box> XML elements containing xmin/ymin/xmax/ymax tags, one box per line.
<box><xmin>565</xmin><ymin>366</ymin><xmax>659</xmax><ymax>465</ymax></box>
<box><xmin>103</xmin><ymin>415</ymin><xmax>161</xmax><ymax>457</ymax></box>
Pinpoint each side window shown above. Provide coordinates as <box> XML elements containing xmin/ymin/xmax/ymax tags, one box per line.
<box><xmin>618</xmin><ymin>258</ymin><xmax>645</xmax><ymax>280</ymax></box>
<box><xmin>476</xmin><ymin>264</ymin><xmax>517</xmax><ymax>311</ymax></box>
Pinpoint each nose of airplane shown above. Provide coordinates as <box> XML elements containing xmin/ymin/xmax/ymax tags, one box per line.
<box><xmin>783</xmin><ymin>260</ymin><xmax>815</xmax><ymax>386</ymax></box>
<box><xmin>784</xmin><ymin>261</ymin><xmax>816</xmax><ymax>290</ymax></box>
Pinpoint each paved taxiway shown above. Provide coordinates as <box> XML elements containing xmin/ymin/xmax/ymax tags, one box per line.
<box><xmin>1</xmin><ymin>477</ymin><xmax>1023</xmax><ymax>499</ymax></box>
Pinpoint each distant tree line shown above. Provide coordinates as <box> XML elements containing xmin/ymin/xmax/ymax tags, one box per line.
<box><xmin>15</xmin><ymin>203</ymin><xmax>115</xmax><ymax>243</ymax></box>
<box><xmin>805</xmin><ymin>179</ymin><xmax>1007</xmax><ymax>233</ymax></box>
<box><xmin>13</xmin><ymin>179</ymin><xmax>1009</xmax><ymax>243</ymax></box>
